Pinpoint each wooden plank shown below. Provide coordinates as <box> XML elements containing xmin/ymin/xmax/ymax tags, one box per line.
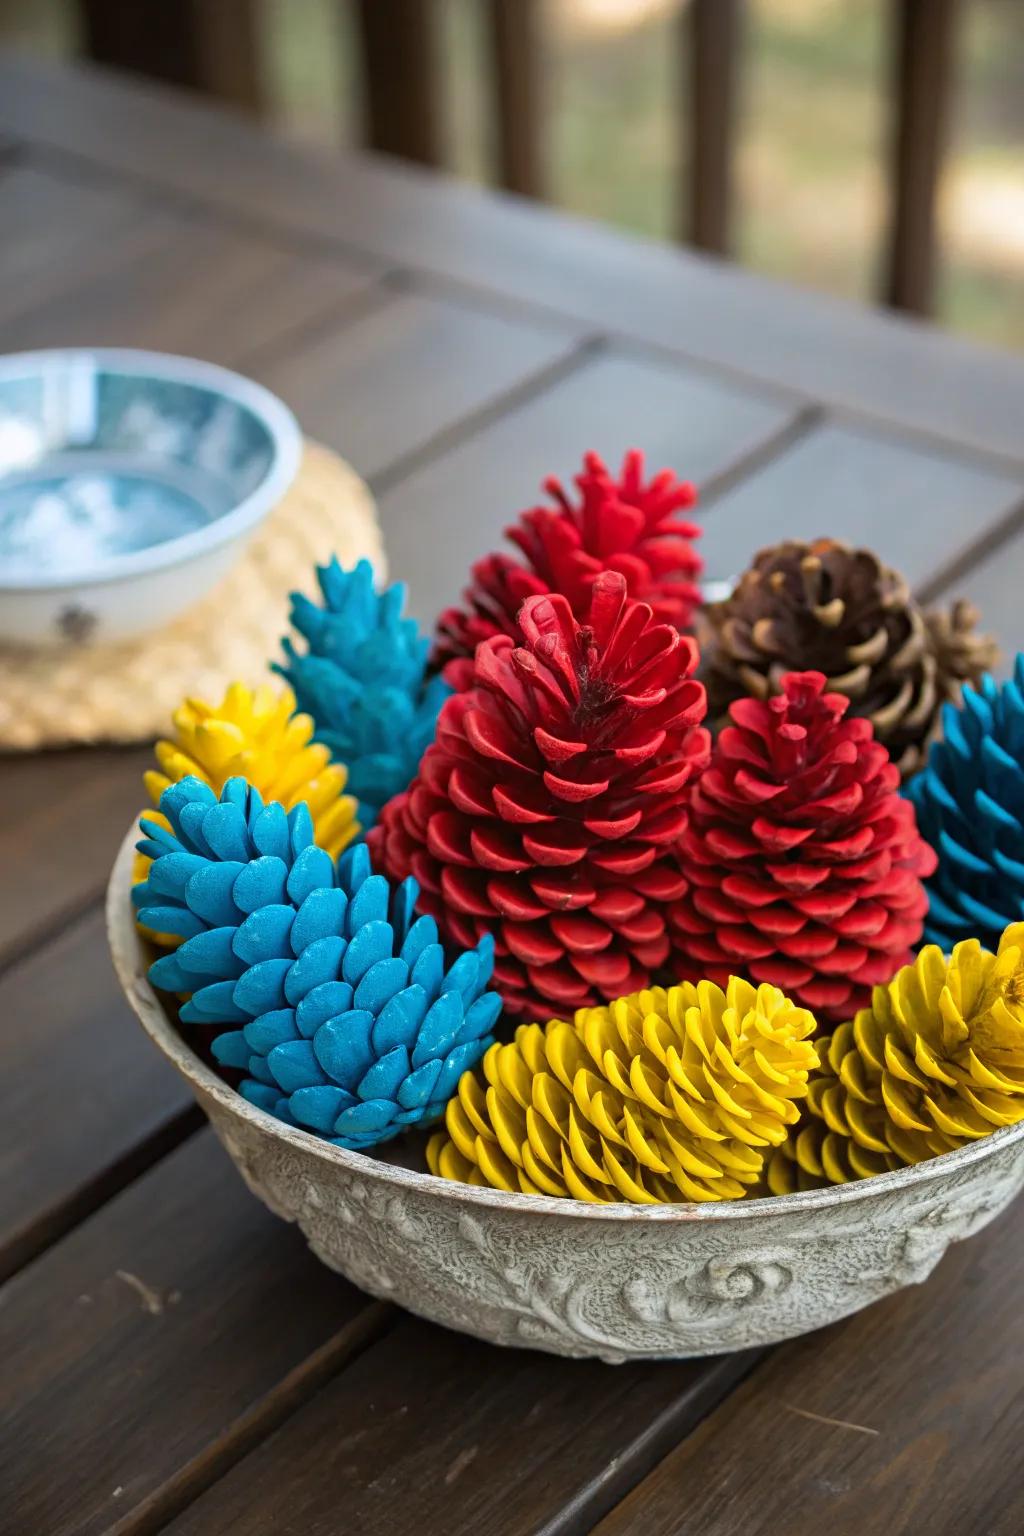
<box><xmin>5</xmin><ymin>58</ymin><xmax>1023</xmax><ymax>460</ymax></box>
<box><xmin>161</xmin><ymin>1316</ymin><xmax>753</xmax><ymax>1536</ymax></box>
<box><xmin>0</xmin><ymin>162</ymin><xmax>170</xmax><ymax>330</ymax></box>
<box><xmin>374</xmin><ymin>345</ymin><xmax>801</xmax><ymax>623</ymax></box>
<box><xmin>354</xmin><ymin>0</ymin><xmax>443</xmax><ymax>167</ymax></box>
<box><xmin>0</xmin><ymin>1129</ymin><xmax>384</xmax><ymax>1536</ymax></box>
<box><xmin>0</xmin><ymin>907</ymin><xmax>195</xmax><ymax>1279</ymax></box>
<box><xmin>685</xmin><ymin>0</ymin><xmax>742</xmax><ymax>253</ymax></box>
<box><xmin>487</xmin><ymin>0</ymin><xmax>544</xmax><ymax>197</ymax></box>
<box><xmin>591</xmin><ymin>1201</ymin><xmax>1024</xmax><ymax>1536</ymax></box>
<box><xmin>883</xmin><ymin>0</ymin><xmax>958</xmax><ymax>314</ymax></box>
<box><xmin>699</xmin><ymin>419</ymin><xmax>1024</xmax><ymax>593</ymax></box>
<box><xmin>254</xmin><ymin>287</ymin><xmax>588</xmax><ymax>483</ymax></box>
<box><xmin>77</xmin><ymin>0</ymin><xmax>264</xmax><ymax>114</ymax></box>
<box><xmin>0</xmin><ymin>159</ymin><xmax>147</xmax><ymax>258</ymax></box>
<box><xmin>0</xmin><ymin>199</ymin><xmax>379</xmax><ymax>367</ymax></box>
<box><xmin>0</xmin><ymin>747</ymin><xmax>151</xmax><ymax>971</ymax></box>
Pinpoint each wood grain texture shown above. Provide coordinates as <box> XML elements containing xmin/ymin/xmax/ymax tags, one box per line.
<box><xmin>0</xmin><ymin>162</ymin><xmax>171</xmax><ymax>330</ymax></box>
<box><xmin>0</xmin><ymin>908</ymin><xmax>194</xmax><ymax>1279</ymax></box>
<box><xmin>1</xmin><ymin>53</ymin><xmax>1024</xmax><ymax>1536</ymax></box>
<box><xmin>375</xmin><ymin>346</ymin><xmax>800</xmax><ymax>622</ymax></box>
<box><xmin>0</xmin><ymin>1129</ymin><xmax>380</xmax><ymax>1536</ymax></box>
<box><xmin>592</xmin><ymin>1204</ymin><xmax>1024</xmax><ymax>1536</ymax></box>
<box><xmin>255</xmin><ymin>286</ymin><xmax>586</xmax><ymax>482</ymax></box>
<box><xmin>699</xmin><ymin>420</ymin><xmax>1024</xmax><ymax>591</ymax></box>
<box><xmin>0</xmin><ymin>197</ymin><xmax>378</xmax><ymax>366</ymax></box>
<box><xmin>4</xmin><ymin>57</ymin><xmax>1024</xmax><ymax>461</ymax></box>
<box><xmin>161</xmin><ymin>1318</ymin><xmax>754</xmax><ymax>1536</ymax></box>
<box><xmin>0</xmin><ymin>746</ymin><xmax>151</xmax><ymax>969</ymax></box>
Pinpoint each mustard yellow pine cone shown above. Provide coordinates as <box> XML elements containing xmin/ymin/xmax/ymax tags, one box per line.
<box><xmin>777</xmin><ymin>922</ymin><xmax>1024</xmax><ymax>1190</ymax></box>
<box><xmin>143</xmin><ymin>681</ymin><xmax>359</xmax><ymax>857</ymax></box>
<box><xmin>132</xmin><ymin>682</ymin><xmax>361</xmax><ymax>945</ymax></box>
<box><xmin>427</xmin><ymin>978</ymin><xmax>819</xmax><ymax>1204</ymax></box>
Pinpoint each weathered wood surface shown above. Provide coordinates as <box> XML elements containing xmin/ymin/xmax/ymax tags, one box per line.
<box><xmin>1</xmin><ymin>54</ymin><xmax>1023</xmax><ymax>1536</ymax></box>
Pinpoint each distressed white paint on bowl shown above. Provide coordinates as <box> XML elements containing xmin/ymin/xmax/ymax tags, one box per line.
<box><xmin>108</xmin><ymin>829</ymin><xmax>1024</xmax><ymax>1362</ymax></box>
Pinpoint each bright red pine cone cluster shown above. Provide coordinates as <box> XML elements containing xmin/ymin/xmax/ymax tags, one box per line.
<box><xmin>433</xmin><ymin>450</ymin><xmax>702</xmax><ymax>689</ymax></box>
<box><xmin>671</xmin><ymin>671</ymin><xmax>937</xmax><ymax>1021</ymax></box>
<box><xmin>370</xmin><ymin>447</ymin><xmax>939</xmax><ymax>1030</ymax></box>
<box><xmin>369</xmin><ymin>570</ymin><xmax>711</xmax><ymax>1020</ymax></box>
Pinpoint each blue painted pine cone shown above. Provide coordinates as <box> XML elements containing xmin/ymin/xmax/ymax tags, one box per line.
<box><xmin>907</xmin><ymin>655</ymin><xmax>1024</xmax><ymax>951</ymax></box>
<box><xmin>274</xmin><ymin>558</ymin><xmax>451</xmax><ymax>825</ymax></box>
<box><xmin>134</xmin><ymin>775</ymin><xmax>501</xmax><ymax>1150</ymax></box>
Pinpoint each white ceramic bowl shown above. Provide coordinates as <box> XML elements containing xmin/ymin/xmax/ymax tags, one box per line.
<box><xmin>0</xmin><ymin>349</ymin><xmax>301</xmax><ymax>646</ymax></box>
<box><xmin>108</xmin><ymin>829</ymin><xmax>1024</xmax><ymax>1361</ymax></box>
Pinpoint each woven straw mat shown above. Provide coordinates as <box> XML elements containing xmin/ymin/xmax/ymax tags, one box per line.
<box><xmin>0</xmin><ymin>440</ymin><xmax>385</xmax><ymax>750</ymax></box>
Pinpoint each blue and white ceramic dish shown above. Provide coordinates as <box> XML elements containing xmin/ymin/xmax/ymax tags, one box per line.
<box><xmin>0</xmin><ymin>348</ymin><xmax>301</xmax><ymax>645</ymax></box>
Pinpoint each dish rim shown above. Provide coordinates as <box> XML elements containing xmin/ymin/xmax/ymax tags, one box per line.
<box><xmin>0</xmin><ymin>347</ymin><xmax>302</xmax><ymax>591</ymax></box>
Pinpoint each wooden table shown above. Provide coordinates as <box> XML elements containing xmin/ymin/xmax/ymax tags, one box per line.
<box><xmin>2</xmin><ymin>53</ymin><xmax>1024</xmax><ymax>1536</ymax></box>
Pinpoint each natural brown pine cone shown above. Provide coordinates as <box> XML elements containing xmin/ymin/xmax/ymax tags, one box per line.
<box><xmin>700</xmin><ymin>538</ymin><xmax>997</xmax><ymax>779</ymax></box>
<box><xmin>924</xmin><ymin>597</ymin><xmax>999</xmax><ymax>712</ymax></box>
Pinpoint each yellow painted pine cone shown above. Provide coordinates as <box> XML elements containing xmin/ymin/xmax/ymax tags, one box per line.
<box><xmin>775</xmin><ymin>922</ymin><xmax>1024</xmax><ymax>1190</ymax></box>
<box><xmin>144</xmin><ymin>681</ymin><xmax>359</xmax><ymax>856</ymax></box>
<box><xmin>761</xmin><ymin>1121</ymin><xmax>889</xmax><ymax>1194</ymax></box>
<box><xmin>427</xmin><ymin>978</ymin><xmax>819</xmax><ymax>1203</ymax></box>
<box><xmin>133</xmin><ymin>683</ymin><xmax>360</xmax><ymax>944</ymax></box>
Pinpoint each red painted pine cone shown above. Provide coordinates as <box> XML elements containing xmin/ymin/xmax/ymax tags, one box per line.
<box><xmin>672</xmin><ymin>671</ymin><xmax>937</xmax><ymax>1022</ymax></box>
<box><xmin>370</xmin><ymin>570</ymin><xmax>710</xmax><ymax>1020</ymax></box>
<box><xmin>433</xmin><ymin>449</ymin><xmax>702</xmax><ymax>685</ymax></box>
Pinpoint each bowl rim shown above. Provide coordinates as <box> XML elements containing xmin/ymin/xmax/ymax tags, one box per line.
<box><xmin>0</xmin><ymin>347</ymin><xmax>302</xmax><ymax>591</ymax></box>
<box><xmin>108</xmin><ymin>823</ymin><xmax>1024</xmax><ymax>1224</ymax></box>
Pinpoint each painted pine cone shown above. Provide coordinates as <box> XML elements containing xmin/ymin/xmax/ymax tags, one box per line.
<box><xmin>135</xmin><ymin>776</ymin><xmax>501</xmax><ymax>1150</ymax></box>
<box><xmin>275</xmin><ymin>558</ymin><xmax>451</xmax><ymax>824</ymax></box>
<box><xmin>369</xmin><ymin>570</ymin><xmax>710</xmax><ymax>1020</ymax></box>
<box><xmin>433</xmin><ymin>449</ymin><xmax>702</xmax><ymax>684</ymax></box>
<box><xmin>672</xmin><ymin>670</ymin><xmax>936</xmax><ymax>1022</ymax></box>
<box><xmin>427</xmin><ymin>977</ymin><xmax>818</xmax><ymax>1202</ymax></box>
<box><xmin>145</xmin><ymin>681</ymin><xmax>359</xmax><ymax>858</ymax></box>
<box><xmin>701</xmin><ymin>539</ymin><xmax>996</xmax><ymax>779</ymax></box>
<box><xmin>907</xmin><ymin>656</ymin><xmax>1024</xmax><ymax>952</ymax></box>
<box><xmin>767</xmin><ymin>925</ymin><xmax>1024</xmax><ymax>1192</ymax></box>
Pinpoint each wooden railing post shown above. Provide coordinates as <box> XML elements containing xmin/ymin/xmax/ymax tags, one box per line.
<box><xmin>685</xmin><ymin>0</ymin><xmax>743</xmax><ymax>255</ymax></box>
<box><xmin>354</xmin><ymin>0</ymin><xmax>443</xmax><ymax>168</ymax></box>
<box><xmin>884</xmin><ymin>0</ymin><xmax>959</xmax><ymax>316</ymax></box>
<box><xmin>486</xmin><ymin>0</ymin><xmax>544</xmax><ymax>198</ymax></box>
<box><xmin>77</xmin><ymin>0</ymin><xmax>264</xmax><ymax>113</ymax></box>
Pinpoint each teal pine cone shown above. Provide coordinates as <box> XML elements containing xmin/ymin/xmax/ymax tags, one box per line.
<box><xmin>274</xmin><ymin>558</ymin><xmax>451</xmax><ymax>825</ymax></box>
<box><xmin>134</xmin><ymin>775</ymin><xmax>501</xmax><ymax>1150</ymax></box>
<box><xmin>907</xmin><ymin>654</ymin><xmax>1024</xmax><ymax>952</ymax></box>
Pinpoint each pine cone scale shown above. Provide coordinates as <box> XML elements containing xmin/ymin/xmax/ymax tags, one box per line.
<box><xmin>771</xmin><ymin>925</ymin><xmax>1024</xmax><ymax>1189</ymax></box>
<box><xmin>136</xmin><ymin>778</ymin><xmax>500</xmax><ymax>1149</ymax></box>
<box><xmin>703</xmin><ymin>538</ymin><xmax>997</xmax><ymax>779</ymax></box>
<box><xmin>673</xmin><ymin>671</ymin><xmax>935</xmax><ymax>1021</ymax></box>
<box><xmin>433</xmin><ymin>451</ymin><xmax>703</xmax><ymax>678</ymax></box>
<box><xmin>909</xmin><ymin>657</ymin><xmax>1024</xmax><ymax>950</ymax></box>
<box><xmin>373</xmin><ymin>571</ymin><xmax>710</xmax><ymax>1019</ymax></box>
<box><xmin>429</xmin><ymin>978</ymin><xmax>817</xmax><ymax>1203</ymax></box>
